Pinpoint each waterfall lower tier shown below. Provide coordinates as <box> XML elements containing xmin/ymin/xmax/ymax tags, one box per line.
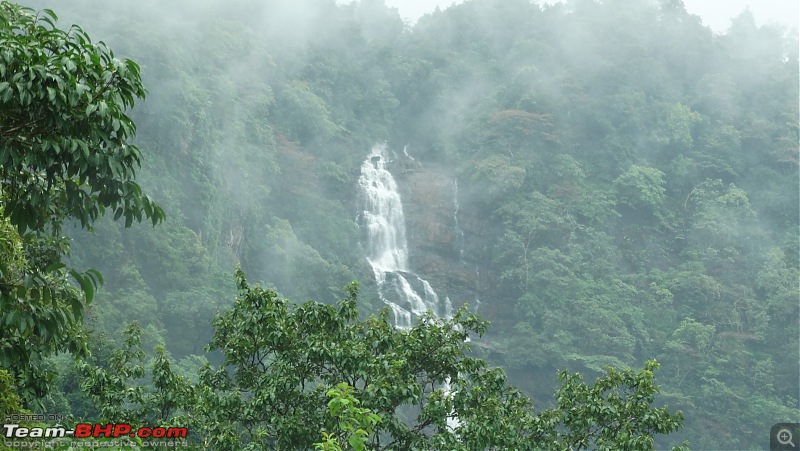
<box><xmin>369</xmin><ymin>267</ymin><xmax>450</xmax><ymax>329</ymax></box>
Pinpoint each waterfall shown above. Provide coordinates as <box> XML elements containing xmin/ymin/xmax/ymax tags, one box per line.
<box><xmin>453</xmin><ymin>179</ymin><xmax>464</xmax><ymax>262</ymax></box>
<box><xmin>358</xmin><ymin>144</ymin><xmax>459</xmax><ymax>431</ymax></box>
<box><xmin>474</xmin><ymin>266</ymin><xmax>481</xmax><ymax>314</ymax></box>
<box><xmin>358</xmin><ymin>144</ymin><xmax>452</xmax><ymax>329</ymax></box>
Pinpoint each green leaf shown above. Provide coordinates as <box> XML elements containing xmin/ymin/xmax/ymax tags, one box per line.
<box><xmin>45</xmin><ymin>262</ymin><xmax>65</xmax><ymax>272</ymax></box>
<box><xmin>70</xmin><ymin>270</ymin><xmax>94</xmax><ymax>304</ymax></box>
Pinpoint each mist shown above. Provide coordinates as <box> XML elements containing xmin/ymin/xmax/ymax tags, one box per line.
<box><xmin>14</xmin><ymin>0</ymin><xmax>799</xmax><ymax>448</ymax></box>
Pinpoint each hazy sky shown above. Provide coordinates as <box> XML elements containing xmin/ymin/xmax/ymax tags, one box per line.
<box><xmin>380</xmin><ymin>0</ymin><xmax>799</xmax><ymax>32</ymax></box>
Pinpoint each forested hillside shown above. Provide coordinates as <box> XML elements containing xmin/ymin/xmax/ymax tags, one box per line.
<box><xmin>6</xmin><ymin>0</ymin><xmax>799</xmax><ymax>449</ymax></box>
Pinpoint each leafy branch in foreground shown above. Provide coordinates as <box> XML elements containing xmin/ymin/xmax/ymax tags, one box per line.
<box><xmin>315</xmin><ymin>382</ymin><xmax>382</xmax><ymax>451</ymax></box>
<box><xmin>79</xmin><ymin>269</ymin><xmax>685</xmax><ymax>450</ymax></box>
<box><xmin>0</xmin><ymin>2</ymin><xmax>163</xmax><ymax>405</ymax></box>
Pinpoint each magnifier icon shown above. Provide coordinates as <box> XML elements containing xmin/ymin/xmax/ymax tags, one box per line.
<box><xmin>778</xmin><ymin>428</ymin><xmax>796</xmax><ymax>447</ymax></box>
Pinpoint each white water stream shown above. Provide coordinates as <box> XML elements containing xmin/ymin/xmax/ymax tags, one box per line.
<box><xmin>357</xmin><ymin>144</ymin><xmax>452</xmax><ymax>329</ymax></box>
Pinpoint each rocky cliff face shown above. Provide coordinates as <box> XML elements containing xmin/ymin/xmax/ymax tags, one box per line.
<box><xmin>386</xmin><ymin>156</ymin><xmax>499</xmax><ymax>321</ymax></box>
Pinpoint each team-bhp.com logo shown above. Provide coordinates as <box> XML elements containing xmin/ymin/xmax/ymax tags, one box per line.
<box><xmin>3</xmin><ymin>423</ymin><xmax>188</xmax><ymax>439</ymax></box>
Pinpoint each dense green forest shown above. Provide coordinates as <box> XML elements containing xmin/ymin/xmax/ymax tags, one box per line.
<box><xmin>1</xmin><ymin>0</ymin><xmax>798</xmax><ymax>449</ymax></box>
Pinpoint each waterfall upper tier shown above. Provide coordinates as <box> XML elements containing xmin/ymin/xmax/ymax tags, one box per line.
<box><xmin>358</xmin><ymin>147</ymin><xmax>408</xmax><ymax>272</ymax></box>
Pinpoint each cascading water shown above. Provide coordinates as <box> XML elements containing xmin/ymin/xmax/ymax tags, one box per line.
<box><xmin>357</xmin><ymin>144</ymin><xmax>452</xmax><ymax>329</ymax></box>
<box><xmin>453</xmin><ymin>179</ymin><xmax>465</xmax><ymax>262</ymax></box>
<box><xmin>358</xmin><ymin>143</ymin><xmax>459</xmax><ymax>431</ymax></box>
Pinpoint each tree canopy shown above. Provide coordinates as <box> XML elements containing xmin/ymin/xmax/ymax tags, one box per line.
<box><xmin>78</xmin><ymin>270</ymin><xmax>685</xmax><ymax>450</ymax></box>
<box><xmin>0</xmin><ymin>1</ymin><xmax>162</xmax><ymax>403</ymax></box>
